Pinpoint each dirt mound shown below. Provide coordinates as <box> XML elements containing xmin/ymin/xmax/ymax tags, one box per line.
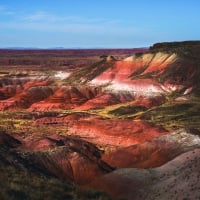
<box><xmin>90</xmin><ymin>148</ymin><xmax>200</xmax><ymax>200</ymax></box>
<box><xmin>102</xmin><ymin>128</ymin><xmax>200</xmax><ymax>168</ymax></box>
<box><xmin>29</xmin><ymin>86</ymin><xmax>101</xmax><ymax>111</ymax></box>
<box><xmin>0</xmin><ymin>131</ymin><xmax>113</xmax><ymax>185</ymax></box>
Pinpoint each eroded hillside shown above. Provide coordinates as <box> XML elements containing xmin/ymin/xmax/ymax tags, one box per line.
<box><xmin>0</xmin><ymin>42</ymin><xmax>200</xmax><ymax>200</ymax></box>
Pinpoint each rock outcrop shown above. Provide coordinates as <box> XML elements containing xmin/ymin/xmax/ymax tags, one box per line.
<box><xmin>1</xmin><ymin>42</ymin><xmax>200</xmax><ymax>111</ymax></box>
<box><xmin>90</xmin><ymin>148</ymin><xmax>200</xmax><ymax>200</ymax></box>
<box><xmin>34</xmin><ymin>114</ymin><xmax>168</xmax><ymax>148</ymax></box>
<box><xmin>103</xmin><ymin>128</ymin><xmax>200</xmax><ymax>168</ymax></box>
<box><xmin>1</xmin><ymin>42</ymin><xmax>200</xmax><ymax>200</ymax></box>
<box><xmin>0</xmin><ymin>131</ymin><xmax>113</xmax><ymax>185</ymax></box>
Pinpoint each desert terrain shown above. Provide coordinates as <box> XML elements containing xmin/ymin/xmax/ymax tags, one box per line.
<box><xmin>0</xmin><ymin>41</ymin><xmax>200</xmax><ymax>200</ymax></box>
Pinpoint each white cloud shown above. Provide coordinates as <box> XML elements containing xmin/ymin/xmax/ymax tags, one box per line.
<box><xmin>22</xmin><ymin>11</ymin><xmax>120</xmax><ymax>25</ymax></box>
<box><xmin>0</xmin><ymin>9</ymin><xmax>145</xmax><ymax>40</ymax></box>
<box><xmin>23</xmin><ymin>11</ymin><xmax>60</xmax><ymax>22</ymax></box>
<box><xmin>0</xmin><ymin>20</ymin><xmax>141</xmax><ymax>36</ymax></box>
<box><xmin>0</xmin><ymin>5</ymin><xmax>14</xmax><ymax>15</ymax></box>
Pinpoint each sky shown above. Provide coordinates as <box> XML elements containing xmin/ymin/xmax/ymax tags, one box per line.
<box><xmin>0</xmin><ymin>0</ymin><xmax>200</xmax><ymax>48</ymax></box>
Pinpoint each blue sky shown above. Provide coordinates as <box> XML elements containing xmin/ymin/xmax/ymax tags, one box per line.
<box><xmin>0</xmin><ymin>0</ymin><xmax>199</xmax><ymax>48</ymax></box>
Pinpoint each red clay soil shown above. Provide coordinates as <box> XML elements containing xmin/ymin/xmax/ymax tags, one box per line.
<box><xmin>89</xmin><ymin>148</ymin><xmax>200</xmax><ymax>200</ymax></box>
<box><xmin>91</xmin><ymin>52</ymin><xmax>176</xmax><ymax>83</ymax></box>
<box><xmin>68</xmin><ymin>119</ymin><xmax>168</xmax><ymax>147</ymax></box>
<box><xmin>2</xmin><ymin>133</ymin><xmax>113</xmax><ymax>185</ymax></box>
<box><xmin>34</xmin><ymin>114</ymin><xmax>169</xmax><ymax>148</ymax></box>
<box><xmin>24</xmin><ymin>138</ymin><xmax>113</xmax><ymax>184</ymax></box>
<box><xmin>29</xmin><ymin>86</ymin><xmax>101</xmax><ymax>111</ymax></box>
<box><xmin>102</xmin><ymin>128</ymin><xmax>200</xmax><ymax>169</ymax></box>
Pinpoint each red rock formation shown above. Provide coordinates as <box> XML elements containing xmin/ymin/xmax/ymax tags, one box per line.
<box><xmin>0</xmin><ymin>131</ymin><xmax>113</xmax><ymax>185</ymax></box>
<box><xmin>1</xmin><ymin>46</ymin><xmax>199</xmax><ymax>112</ymax></box>
<box><xmin>0</xmin><ymin>51</ymin><xmax>197</xmax><ymax>112</ymax></box>
<box><xmin>90</xmin><ymin>148</ymin><xmax>200</xmax><ymax>200</ymax></box>
<box><xmin>29</xmin><ymin>86</ymin><xmax>101</xmax><ymax>111</ymax></box>
<box><xmin>1</xmin><ymin>44</ymin><xmax>200</xmax><ymax>199</ymax></box>
<box><xmin>34</xmin><ymin>114</ymin><xmax>168</xmax><ymax>148</ymax></box>
<box><xmin>90</xmin><ymin>53</ymin><xmax>177</xmax><ymax>91</ymax></box>
<box><xmin>20</xmin><ymin>135</ymin><xmax>114</xmax><ymax>184</ymax></box>
<box><xmin>0</xmin><ymin>86</ymin><xmax>54</xmax><ymax>110</ymax></box>
<box><xmin>102</xmin><ymin>128</ymin><xmax>200</xmax><ymax>168</ymax></box>
<box><xmin>0</xmin><ymin>77</ymin><xmax>53</xmax><ymax>110</ymax></box>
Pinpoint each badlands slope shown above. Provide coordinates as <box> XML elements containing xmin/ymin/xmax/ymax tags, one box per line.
<box><xmin>0</xmin><ymin>42</ymin><xmax>200</xmax><ymax>199</ymax></box>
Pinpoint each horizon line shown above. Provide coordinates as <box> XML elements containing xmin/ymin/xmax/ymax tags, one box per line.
<box><xmin>0</xmin><ymin>46</ymin><xmax>149</xmax><ymax>50</ymax></box>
